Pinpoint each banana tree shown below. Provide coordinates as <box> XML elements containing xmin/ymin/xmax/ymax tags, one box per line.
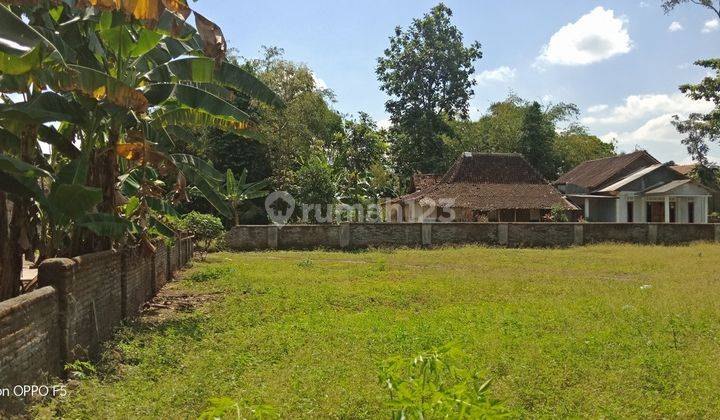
<box><xmin>224</xmin><ymin>168</ymin><xmax>270</xmax><ymax>226</ymax></box>
<box><xmin>0</xmin><ymin>0</ymin><xmax>283</xmax><ymax>300</ymax></box>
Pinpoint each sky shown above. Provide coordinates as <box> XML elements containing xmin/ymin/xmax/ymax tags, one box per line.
<box><xmin>193</xmin><ymin>0</ymin><xmax>720</xmax><ymax>164</ymax></box>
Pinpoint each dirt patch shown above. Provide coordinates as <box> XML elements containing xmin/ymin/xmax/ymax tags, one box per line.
<box><xmin>140</xmin><ymin>286</ymin><xmax>221</xmax><ymax>322</ymax></box>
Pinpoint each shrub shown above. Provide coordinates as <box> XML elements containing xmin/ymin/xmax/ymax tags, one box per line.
<box><xmin>379</xmin><ymin>343</ymin><xmax>507</xmax><ymax>419</ymax></box>
<box><xmin>181</xmin><ymin>212</ymin><xmax>225</xmax><ymax>260</ymax></box>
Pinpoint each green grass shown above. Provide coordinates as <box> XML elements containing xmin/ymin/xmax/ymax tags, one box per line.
<box><xmin>37</xmin><ymin>243</ymin><xmax>720</xmax><ymax>418</ymax></box>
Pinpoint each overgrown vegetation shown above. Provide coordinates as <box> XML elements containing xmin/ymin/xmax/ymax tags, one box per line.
<box><xmin>179</xmin><ymin>212</ymin><xmax>224</xmax><ymax>261</ymax></box>
<box><xmin>36</xmin><ymin>244</ymin><xmax>720</xmax><ymax>418</ymax></box>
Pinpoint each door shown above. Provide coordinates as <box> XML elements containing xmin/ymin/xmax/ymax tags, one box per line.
<box><xmin>647</xmin><ymin>202</ymin><xmax>665</xmax><ymax>223</ymax></box>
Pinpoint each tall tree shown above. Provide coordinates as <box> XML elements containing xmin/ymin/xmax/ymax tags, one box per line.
<box><xmin>663</xmin><ymin>1</ymin><xmax>720</xmax><ymax>166</ymax></box>
<box><xmin>519</xmin><ymin>102</ymin><xmax>556</xmax><ymax>179</ymax></box>
<box><xmin>376</xmin><ymin>3</ymin><xmax>482</xmax><ymax>180</ymax></box>
<box><xmin>246</xmin><ymin>47</ymin><xmax>344</xmax><ymax>192</ymax></box>
<box><xmin>672</xmin><ymin>59</ymin><xmax>720</xmax><ymax>165</ymax></box>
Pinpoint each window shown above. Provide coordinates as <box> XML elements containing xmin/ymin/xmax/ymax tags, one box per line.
<box><xmin>627</xmin><ymin>201</ymin><xmax>634</xmax><ymax>223</ymax></box>
<box><xmin>689</xmin><ymin>202</ymin><xmax>695</xmax><ymax>224</ymax></box>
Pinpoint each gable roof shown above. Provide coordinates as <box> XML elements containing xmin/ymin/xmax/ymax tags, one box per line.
<box><xmin>399</xmin><ymin>153</ymin><xmax>578</xmax><ymax>211</ymax></box>
<box><xmin>645</xmin><ymin>179</ymin><xmax>715</xmax><ymax>195</ymax></box>
<box><xmin>555</xmin><ymin>150</ymin><xmax>660</xmax><ymax>191</ymax></box>
<box><xmin>598</xmin><ymin>164</ymin><xmax>664</xmax><ymax>192</ymax></box>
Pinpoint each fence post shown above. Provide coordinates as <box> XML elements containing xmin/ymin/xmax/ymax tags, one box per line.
<box><xmin>268</xmin><ymin>226</ymin><xmax>279</xmax><ymax>249</ymax></box>
<box><xmin>648</xmin><ymin>224</ymin><xmax>658</xmax><ymax>244</ymax></box>
<box><xmin>422</xmin><ymin>224</ymin><xmax>432</xmax><ymax>247</ymax></box>
<box><xmin>573</xmin><ymin>224</ymin><xmax>584</xmax><ymax>246</ymax></box>
<box><xmin>498</xmin><ymin>223</ymin><xmax>509</xmax><ymax>247</ymax></box>
<box><xmin>340</xmin><ymin>223</ymin><xmax>351</xmax><ymax>249</ymax></box>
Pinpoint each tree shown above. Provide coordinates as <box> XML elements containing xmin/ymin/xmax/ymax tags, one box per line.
<box><xmin>662</xmin><ymin>0</ymin><xmax>720</xmax><ymax>18</ymax></box>
<box><xmin>224</xmin><ymin>169</ymin><xmax>270</xmax><ymax>226</ymax></box>
<box><xmin>296</xmin><ymin>155</ymin><xmax>338</xmax><ymax>222</ymax></box>
<box><xmin>519</xmin><ymin>102</ymin><xmax>557</xmax><ymax>179</ymax></box>
<box><xmin>672</xmin><ymin>59</ymin><xmax>720</xmax><ymax>165</ymax></box>
<box><xmin>376</xmin><ymin>3</ymin><xmax>482</xmax><ymax>180</ymax></box>
<box><xmin>180</xmin><ymin>212</ymin><xmax>224</xmax><ymax>261</ymax></box>
<box><xmin>553</xmin><ymin>126</ymin><xmax>617</xmax><ymax>175</ymax></box>
<box><xmin>246</xmin><ymin>47</ymin><xmax>344</xmax><ymax>192</ymax></box>
<box><xmin>441</xmin><ymin>95</ymin><xmax>615</xmax><ymax>179</ymax></box>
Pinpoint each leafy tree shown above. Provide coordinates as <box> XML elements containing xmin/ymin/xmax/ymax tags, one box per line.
<box><xmin>246</xmin><ymin>47</ymin><xmax>344</xmax><ymax>191</ymax></box>
<box><xmin>441</xmin><ymin>95</ymin><xmax>615</xmax><ymax>179</ymax></box>
<box><xmin>377</xmin><ymin>3</ymin><xmax>482</xmax><ymax>180</ymax></box>
<box><xmin>335</xmin><ymin>112</ymin><xmax>387</xmax><ymax>175</ymax></box>
<box><xmin>296</xmin><ymin>155</ymin><xmax>338</xmax><ymax>222</ymax></box>
<box><xmin>672</xmin><ymin>59</ymin><xmax>720</xmax><ymax>165</ymax></box>
<box><xmin>180</xmin><ymin>212</ymin><xmax>224</xmax><ymax>261</ymax></box>
<box><xmin>519</xmin><ymin>102</ymin><xmax>556</xmax><ymax>179</ymax></box>
<box><xmin>553</xmin><ymin>126</ymin><xmax>617</xmax><ymax>175</ymax></box>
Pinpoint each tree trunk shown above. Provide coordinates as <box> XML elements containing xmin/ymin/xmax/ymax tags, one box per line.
<box><xmin>80</xmin><ymin>126</ymin><xmax>121</xmax><ymax>254</ymax></box>
<box><xmin>0</xmin><ymin>193</ymin><xmax>23</xmax><ymax>301</ymax></box>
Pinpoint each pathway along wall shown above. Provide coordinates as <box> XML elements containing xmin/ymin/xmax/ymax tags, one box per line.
<box><xmin>0</xmin><ymin>237</ymin><xmax>193</xmax><ymax>414</ymax></box>
<box><xmin>227</xmin><ymin>223</ymin><xmax>720</xmax><ymax>250</ymax></box>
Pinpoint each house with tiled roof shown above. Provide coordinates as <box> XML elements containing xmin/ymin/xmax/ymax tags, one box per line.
<box><xmin>555</xmin><ymin>150</ymin><xmax>713</xmax><ymax>223</ymax></box>
<box><xmin>389</xmin><ymin>153</ymin><xmax>580</xmax><ymax>222</ymax></box>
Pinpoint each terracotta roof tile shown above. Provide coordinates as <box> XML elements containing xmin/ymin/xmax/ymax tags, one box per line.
<box><xmin>399</xmin><ymin>153</ymin><xmax>577</xmax><ymax>211</ymax></box>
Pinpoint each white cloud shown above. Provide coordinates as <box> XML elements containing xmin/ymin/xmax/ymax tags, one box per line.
<box><xmin>702</xmin><ymin>18</ymin><xmax>719</xmax><ymax>33</ymax></box>
<box><xmin>600</xmin><ymin>114</ymin><xmax>696</xmax><ymax>163</ymax></box>
<box><xmin>581</xmin><ymin>93</ymin><xmax>712</xmax><ymax>125</ymax></box>
<box><xmin>587</xmin><ymin>104</ymin><xmax>608</xmax><ymax>113</ymax></box>
<box><xmin>474</xmin><ymin>66</ymin><xmax>516</xmax><ymax>85</ymax></box>
<box><xmin>668</xmin><ymin>21</ymin><xmax>683</xmax><ymax>32</ymax></box>
<box><xmin>311</xmin><ymin>72</ymin><xmax>328</xmax><ymax>90</ymax></box>
<box><xmin>639</xmin><ymin>1</ymin><xmax>649</xmax><ymax>8</ymax></box>
<box><xmin>537</xmin><ymin>7</ymin><xmax>632</xmax><ymax>66</ymax></box>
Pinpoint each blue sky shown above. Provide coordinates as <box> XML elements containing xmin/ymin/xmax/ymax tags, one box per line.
<box><xmin>194</xmin><ymin>1</ymin><xmax>720</xmax><ymax>164</ymax></box>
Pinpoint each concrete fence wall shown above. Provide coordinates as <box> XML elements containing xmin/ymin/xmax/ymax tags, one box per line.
<box><xmin>228</xmin><ymin>223</ymin><xmax>720</xmax><ymax>250</ymax></box>
<box><xmin>0</xmin><ymin>237</ymin><xmax>193</xmax><ymax>414</ymax></box>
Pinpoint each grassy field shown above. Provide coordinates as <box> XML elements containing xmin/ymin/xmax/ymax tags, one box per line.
<box><xmin>37</xmin><ymin>243</ymin><xmax>720</xmax><ymax>418</ymax></box>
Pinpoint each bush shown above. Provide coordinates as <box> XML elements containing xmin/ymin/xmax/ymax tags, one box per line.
<box><xmin>181</xmin><ymin>212</ymin><xmax>225</xmax><ymax>260</ymax></box>
<box><xmin>379</xmin><ymin>343</ymin><xmax>507</xmax><ymax>418</ymax></box>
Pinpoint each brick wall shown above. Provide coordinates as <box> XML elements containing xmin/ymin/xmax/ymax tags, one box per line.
<box><xmin>227</xmin><ymin>223</ymin><xmax>720</xmax><ymax>250</ymax></box>
<box><xmin>0</xmin><ymin>237</ymin><xmax>194</xmax><ymax>414</ymax></box>
<box><xmin>0</xmin><ymin>287</ymin><xmax>61</xmax><ymax>413</ymax></box>
<box><xmin>38</xmin><ymin>251</ymin><xmax>123</xmax><ymax>361</ymax></box>
<box><xmin>154</xmin><ymin>242</ymin><xmax>169</xmax><ymax>292</ymax></box>
<box><xmin>122</xmin><ymin>247</ymin><xmax>154</xmax><ymax>318</ymax></box>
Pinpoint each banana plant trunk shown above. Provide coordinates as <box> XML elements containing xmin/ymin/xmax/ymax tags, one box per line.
<box><xmin>78</xmin><ymin>126</ymin><xmax>121</xmax><ymax>254</ymax></box>
<box><xmin>0</xmin><ymin>193</ymin><xmax>23</xmax><ymax>301</ymax></box>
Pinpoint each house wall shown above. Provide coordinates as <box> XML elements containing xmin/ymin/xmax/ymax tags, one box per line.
<box><xmin>227</xmin><ymin>223</ymin><xmax>720</xmax><ymax>250</ymax></box>
<box><xmin>587</xmin><ymin>198</ymin><xmax>617</xmax><ymax>222</ymax></box>
<box><xmin>0</xmin><ymin>237</ymin><xmax>194</xmax><ymax>414</ymax></box>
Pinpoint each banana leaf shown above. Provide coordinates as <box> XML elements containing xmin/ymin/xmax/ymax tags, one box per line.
<box><xmin>0</xmin><ymin>91</ymin><xmax>83</xmax><ymax>123</ymax></box>
<box><xmin>144</xmin><ymin>57</ymin><xmax>284</xmax><ymax>108</ymax></box>
<box><xmin>151</xmin><ymin>106</ymin><xmax>251</xmax><ymax>134</ymax></box>
<box><xmin>76</xmin><ymin>213</ymin><xmax>133</xmax><ymax>238</ymax></box>
<box><xmin>142</xmin><ymin>83</ymin><xmax>251</xmax><ymax>123</ymax></box>
<box><xmin>0</xmin><ymin>4</ymin><xmax>64</xmax><ymax>75</ymax></box>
